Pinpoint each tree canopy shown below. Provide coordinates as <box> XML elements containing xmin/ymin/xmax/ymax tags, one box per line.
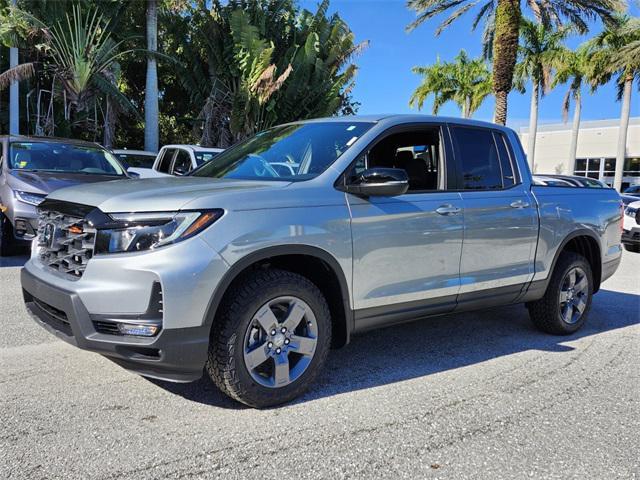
<box><xmin>0</xmin><ymin>0</ymin><xmax>365</xmax><ymax>148</ymax></box>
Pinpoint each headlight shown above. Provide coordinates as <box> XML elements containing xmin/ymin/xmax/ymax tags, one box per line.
<box><xmin>94</xmin><ymin>209</ymin><xmax>223</xmax><ymax>254</ymax></box>
<box><xmin>15</xmin><ymin>191</ymin><xmax>46</xmax><ymax>206</ymax></box>
<box><xmin>625</xmin><ymin>207</ymin><xmax>637</xmax><ymax>218</ymax></box>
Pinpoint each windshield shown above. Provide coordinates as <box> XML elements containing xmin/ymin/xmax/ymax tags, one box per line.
<box><xmin>194</xmin><ymin>150</ymin><xmax>222</xmax><ymax>167</ymax></box>
<box><xmin>10</xmin><ymin>142</ymin><xmax>126</xmax><ymax>176</ymax></box>
<box><xmin>114</xmin><ymin>152</ymin><xmax>156</xmax><ymax>168</ymax></box>
<box><xmin>192</xmin><ymin>122</ymin><xmax>373</xmax><ymax>181</ymax></box>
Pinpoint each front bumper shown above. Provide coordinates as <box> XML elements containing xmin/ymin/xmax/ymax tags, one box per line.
<box><xmin>7</xmin><ymin>200</ymin><xmax>39</xmax><ymax>242</ymax></box>
<box><xmin>21</xmin><ymin>267</ymin><xmax>210</xmax><ymax>382</ymax></box>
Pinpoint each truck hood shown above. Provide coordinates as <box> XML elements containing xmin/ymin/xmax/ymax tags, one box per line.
<box><xmin>46</xmin><ymin>176</ymin><xmax>291</xmax><ymax>212</ymax></box>
<box><xmin>9</xmin><ymin>170</ymin><xmax>126</xmax><ymax>195</ymax></box>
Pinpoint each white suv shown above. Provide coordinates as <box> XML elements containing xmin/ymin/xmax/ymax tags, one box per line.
<box><xmin>622</xmin><ymin>200</ymin><xmax>640</xmax><ymax>253</ymax></box>
<box><xmin>128</xmin><ymin>145</ymin><xmax>223</xmax><ymax>178</ymax></box>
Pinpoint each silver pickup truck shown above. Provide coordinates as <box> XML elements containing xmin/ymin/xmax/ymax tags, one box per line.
<box><xmin>21</xmin><ymin>115</ymin><xmax>623</xmax><ymax>407</ymax></box>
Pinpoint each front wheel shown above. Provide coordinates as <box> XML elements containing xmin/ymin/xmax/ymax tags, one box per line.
<box><xmin>527</xmin><ymin>252</ymin><xmax>593</xmax><ymax>335</ymax></box>
<box><xmin>206</xmin><ymin>269</ymin><xmax>332</xmax><ymax>408</ymax></box>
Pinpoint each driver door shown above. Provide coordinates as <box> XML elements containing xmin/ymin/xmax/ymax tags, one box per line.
<box><xmin>345</xmin><ymin>124</ymin><xmax>464</xmax><ymax>329</ymax></box>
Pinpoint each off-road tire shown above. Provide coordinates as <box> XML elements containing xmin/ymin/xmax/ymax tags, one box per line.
<box><xmin>527</xmin><ymin>252</ymin><xmax>593</xmax><ymax>335</ymax></box>
<box><xmin>206</xmin><ymin>269</ymin><xmax>332</xmax><ymax>408</ymax></box>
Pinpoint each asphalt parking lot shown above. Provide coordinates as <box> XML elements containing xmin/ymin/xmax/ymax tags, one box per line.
<box><xmin>1</xmin><ymin>252</ymin><xmax>639</xmax><ymax>480</ymax></box>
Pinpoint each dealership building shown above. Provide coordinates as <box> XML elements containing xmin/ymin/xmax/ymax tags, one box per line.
<box><xmin>519</xmin><ymin>117</ymin><xmax>640</xmax><ymax>190</ymax></box>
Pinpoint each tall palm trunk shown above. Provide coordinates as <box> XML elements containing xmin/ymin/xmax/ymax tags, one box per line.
<box><xmin>463</xmin><ymin>96</ymin><xmax>471</xmax><ymax>118</ymax></box>
<box><xmin>614</xmin><ymin>75</ymin><xmax>632</xmax><ymax>191</ymax></box>
<box><xmin>103</xmin><ymin>97</ymin><xmax>116</xmax><ymax>149</ymax></box>
<box><xmin>492</xmin><ymin>0</ymin><xmax>521</xmax><ymax>125</ymax></box>
<box><xmin>567</xmin><ymin>91</ymin><xmax>581</xmax><ymax>175</ymax></box>
<box><xmin>527</xmin><ymin>82</ymin><xmax>539</xmax><ymax>171</ymax></box>
<box><xmin>9</xmin><ymin>0</ymin><xmax>19</xmax><ymax>134</ymax></box>
<box><xmin>144</xmin><ymin>0</ymin><xmax>159</xmax><ymax>152</ymax></box>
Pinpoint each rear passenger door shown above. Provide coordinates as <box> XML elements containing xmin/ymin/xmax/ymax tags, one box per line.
<box><xmin>449</xmin><ymin>125</ymin><xmax>538</xmax><ymax>308</ymax></box>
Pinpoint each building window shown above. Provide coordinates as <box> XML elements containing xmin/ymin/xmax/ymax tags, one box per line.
<box><xmin>575</xmin><ymin>157</ymin><xmax>640</xmax><ymax>189</ymax></box>
<box><xmin>575</xmin><ymin>158</ymin><xmax>604</xmax><ymax>179</ymax></box>
<box><xmin>624</xmin><ymin>157</ymin><xmax>640</xmax><ymax>177</ymax></box>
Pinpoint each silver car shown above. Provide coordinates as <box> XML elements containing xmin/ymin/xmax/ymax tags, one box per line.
<box><xmin>0</xmin><ymin>136</ymin><xmax>129</xmax><ymax>256</ymax></box>
<box><xmin>21</xmin><ymin>116</ymin><xmax>623</xmax><ymax>407</ymax></box>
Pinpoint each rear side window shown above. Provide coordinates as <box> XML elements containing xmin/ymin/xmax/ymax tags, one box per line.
<box><xmin>451</xmin><ymin>126</ymin><xmax>503</xmax><ymax>190</ymax></box>
<box><xmin>157</xmin><ymin>149</ymin><xmax>176</xmax><ymax>173</ymax></box>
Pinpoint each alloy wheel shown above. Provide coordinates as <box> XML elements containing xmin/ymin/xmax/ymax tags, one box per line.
<box><xmin>243</xmin><ymin>296</ymin><xmax>318</xmax><ymax>388</ymax></box>
<box><xmin>558</xmin><ymin>266</ymin><xmax>589</xmax><ymax>325</ymax></box>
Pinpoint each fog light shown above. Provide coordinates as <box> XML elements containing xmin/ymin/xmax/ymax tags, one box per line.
<box><xmin>117</xmin><ymin>323</ymin><xmax>160</xmax><ymax>337</ymax></box>
<box><xmin>14</xmin><ymin>219</ymin><xmax>28</xmax><ymax>236</ymax></box>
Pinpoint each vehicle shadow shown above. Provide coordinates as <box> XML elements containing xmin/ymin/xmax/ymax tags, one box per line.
<box><xmin>0</xmin><ymin>253</ymin><xmax>29</xmax><ymax>268</ymax></box>
<box><xmin>149</xmin><ymin>288</ymin><xmax>639</xmax><ymax>409</ymax></box>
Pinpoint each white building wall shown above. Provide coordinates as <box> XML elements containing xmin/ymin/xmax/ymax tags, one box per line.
<box><xmin>519</xmin><ymin>118</ymin><xmax>640</xmax><ymax>176</ymax></box>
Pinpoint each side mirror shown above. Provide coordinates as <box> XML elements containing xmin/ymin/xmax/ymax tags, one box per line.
<box><xmin>342</xmin><ymin>167</ymin><xmax>409</xmax><ymax>197</ymax></box>
<box><xmin>127</xmin><ymin>169</ymin><xmax>140</xmax><ymax>179</ymax></box>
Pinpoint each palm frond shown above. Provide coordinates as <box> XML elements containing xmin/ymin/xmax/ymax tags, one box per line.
<box><xmin>0</xmin><ymin>62</ymin><xmax>36</xmax><ymax>91</ymax></box>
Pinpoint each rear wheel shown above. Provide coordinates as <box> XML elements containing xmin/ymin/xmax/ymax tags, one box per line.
<box><xmin>0</xmin><ymin>213</ymin><xmax>16</xmax><ymax>257</ymax></box>
<box><xmin>527</xmin><ymin>252</ymin><xmax>593</xmax><ymax>335</ymax></box>
<box><xmin>206</xmin><ymin>269</ymin><xmax>332</xmax><ymax>408</ymax></box>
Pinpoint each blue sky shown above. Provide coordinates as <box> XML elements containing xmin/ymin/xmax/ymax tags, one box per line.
<box><xmin>300</xmin><ymin>0</ymin><xmax>639</xmax><ymax>128</ymax></box>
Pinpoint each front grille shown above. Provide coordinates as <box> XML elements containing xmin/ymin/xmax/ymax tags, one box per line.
<box><xmin>37</xmin><ymin>210</ymin><xmax>96</xmax><ymax>278</ymax></box>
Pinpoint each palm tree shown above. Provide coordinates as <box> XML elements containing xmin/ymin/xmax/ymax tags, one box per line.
<box><xmin>410</xmin><ymin>50</ymin><xmax>492</xmax><ymax>118</ymax></box>
<box><xmin>9</xmin><ymin>0</ymin><xmax>18</xmax><ymax>134</ymax></box>
<box><xmin>552</xmin><ymin>47</ymin><xmax>591</xmax><ymax>175</ymax></box>
<box><xmin>514</xmin><ymin>20</ymin><xmax>568</xmax><ymax>171</ymax></box>
<box><xmin>406</xmin><ymin>0</ymin><xmax>624</xmax><ymax>126</ymax></box>
<box><xmin>1</xmin><ymin>4</ymin><xmax>139</xmax><ymax>139</ymax></box>
<box><xmin>144</xmin><ymin>0</ymin><xmax>159</xmax><ymax>153</ymax></box>
<box><xmin>587</xmin><ymin>15</ymin><xmax>640</xmax><ymax>191</ymax></box>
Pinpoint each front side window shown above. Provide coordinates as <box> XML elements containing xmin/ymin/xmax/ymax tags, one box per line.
<box><xmin>9</xmin><ymin>142</ymin><xmax>125</xmax><ymax>176</ymax></box>
<box><xmin>171</xmin><ymin>149</ymin><xmax>192</xmax><ymax>174</ymax></box>
<box><xmin>192</xmin><ymin>122</ymin><xmax>373</xmax><ymax>181</ymax></box>
<box><xmin>157</xmin><ymin>149</ymin><xmax>176</xmax><ymax>173</ymax></box>
<box><xmin>450</xmin><ymin>126</ymin><xmax>503</xmax><ymax>190</ymax></box>
<box><xmin>352</xmin><ymin>128</ymin><xmax>443</xmax><ymax>191</ymax></box>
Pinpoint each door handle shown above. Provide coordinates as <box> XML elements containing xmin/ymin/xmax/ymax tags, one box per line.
<box><xmin>510</xmin><ymin>200</ymin><xmax>530</xmax><ymax>209</ymax></box>
<box><xmin>435</xmin><ymin>204</ymin><xmax>461</xmax><ymax>216</ymax></box>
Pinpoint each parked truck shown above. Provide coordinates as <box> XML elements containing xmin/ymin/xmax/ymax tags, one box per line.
<box><xmin>21</xmin><ymin>115</ymin><xmax>623</xmax><ymax>407</ymax></box>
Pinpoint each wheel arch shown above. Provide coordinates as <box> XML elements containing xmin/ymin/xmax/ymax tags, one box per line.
<box><xmin>525</xmin><ymin>228</ymin><xmax>603</xmax><ymax>303</ymax></box>
<box><xmin>554</xmin><ymin>230</ymin><xmax>602</xmax><ymax>293</ymax></box>
<box><xmin>203</xmin><ymin>245</ymin><xmax>353</xmax><ymax>348</ymax></box>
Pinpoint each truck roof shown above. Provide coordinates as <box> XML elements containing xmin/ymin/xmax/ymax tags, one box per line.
<box><xmin>289</xmin><ymin>114</ymin><xmax>516</xmax><ymax>134</ymax></box>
